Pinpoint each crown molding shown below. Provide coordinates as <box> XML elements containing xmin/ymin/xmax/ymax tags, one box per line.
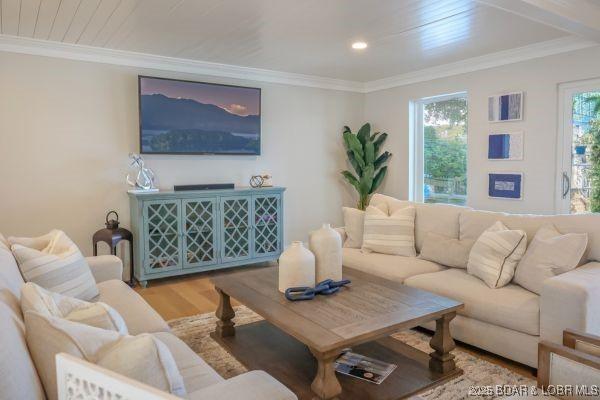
<box><xmin>0</xmin><ymin>35</ymin><xmax>364</xmax><ymax>93</ymax></box>
<box><xmin>0</xmin><ymin>34</ymin><xmax>597</xmax><ymax>94</ymax></box>
<box><xmin>363</xmin><ymin>35</ymin><xmax>598</xmax><ymax>93</ymax></box>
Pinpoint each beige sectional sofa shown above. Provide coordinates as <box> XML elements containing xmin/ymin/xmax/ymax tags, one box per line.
<box><xmin>338</xmin><ymin>193</ymin><xmax>600</xmax><ymax>368</ymax></box>
<box><xmin>0</xmin><ymin>241</ymin><xmax>296</xmax><ymax>400</ymax></box>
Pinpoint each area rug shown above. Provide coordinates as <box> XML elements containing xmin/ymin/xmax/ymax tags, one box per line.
<box><xmin>168</xmin><ymin>306</ymin><xmax>535</xmax><ymax>399</ymax></box>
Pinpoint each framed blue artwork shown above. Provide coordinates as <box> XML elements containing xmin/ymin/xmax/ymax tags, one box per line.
<box><xmin>488</xmin><ymin>173</ymin><xmax>523</xmax><ymax>200</ymax></box>
<box><xmin>488</xmin><ymin>92</ymin><xmax>523</xmax><ymax>122</ymax></box>
<box><xmin>488</xmin><ymin>132</ymin><xmax>523</xmax><ymax>160</ymax></box>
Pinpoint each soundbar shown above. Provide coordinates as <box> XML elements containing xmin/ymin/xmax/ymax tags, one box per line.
<box><xmin>174</xmin><ymin>183</ymin><xmax>235</xmax><ymax>191</ymax></box>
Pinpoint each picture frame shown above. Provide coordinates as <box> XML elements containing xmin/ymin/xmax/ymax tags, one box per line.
<box><xmin>488</xmin><ymin>91</ymin><xmax>523</xmax><ymax>122</ymax></box>
<box><xmin>488</xmin><ymin>172</ymin><xmax>523</xmax><ymax>200</ymax></box>
<box><xmin>488</xmin><ymin>131</ymin><xmax>524</xmax><ymax>160</ymax></box>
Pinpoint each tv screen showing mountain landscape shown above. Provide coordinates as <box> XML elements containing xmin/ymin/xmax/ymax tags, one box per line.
<box><xmin>139</xmin><ymin>76</ymin><xmax>261</xmax><ymax>154</ymax></box>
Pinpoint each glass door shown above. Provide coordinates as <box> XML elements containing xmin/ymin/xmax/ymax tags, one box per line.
<box><xmin>253</xmin><ymin>194</ymin><xmax>281</xmax><ymax>257</ymax></box>
<box><xmin>557</xmin><ymin>80</ymin><xmax>600</xmax><ymax>213</ymax></box>
<box><xmin>143</xmin><ymin>199</ymin><xmax>182</xmax><ymax>274</ymax></box>
<box><xmin>220</xmin><ymin>196</ymin><xmax>252</xmax><ymax>262</ymax></box>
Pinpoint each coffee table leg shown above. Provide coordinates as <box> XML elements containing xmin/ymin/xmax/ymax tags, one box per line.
<box><xmin>309</xmin><ymin>348</ymin><xmax>342</xmax><ymax>400</ymax></box>
<box><xmin>429</xmin><ymin>312</ymin><xmax>457</xmax><ymax>373</ymax></box>
<box><xmin>215</xmin><ymin>287</ymin><xmax>235</xmax><ymax>337</ymax></box>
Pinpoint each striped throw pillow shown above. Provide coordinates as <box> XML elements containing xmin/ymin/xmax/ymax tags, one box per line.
<box><xmin>467</xmin><ymin>221</ymin><xmax>527</xmax><ymax>288</ymax></box>
<box><xmin>21</xmin><ymin>282</ymin><xmax>127</xmax><ymax>333</ymax></box>
<box><xmin>362</xmin><ymin>205</ymin><xmax>416</xmax><ymax>256</ymax></box>
<box><xmin>9</xmin><ymin>230</ymin><xmax>98</xmax><ymax>300</ymax></box>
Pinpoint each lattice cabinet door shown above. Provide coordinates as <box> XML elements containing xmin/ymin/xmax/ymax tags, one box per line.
<box><xmin>220</xmin><ymin>196</ymin><xmax>252</xmax><ymax>262</ymax></box>
<box><xmin>142</xmin><ymin>200</ymin><xmax>182</xmax><ymax>274</ymax></box>
<box><xmin>182</xmin><ymin>198</ymin><xmax>218</xmax><ymax>268</ymax></box>
<box><xmin>253</xmin><ymin>194</ymin><xmax>281</xmax><ymax>257</ymax></box>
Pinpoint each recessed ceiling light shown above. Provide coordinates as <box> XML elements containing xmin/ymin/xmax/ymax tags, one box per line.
<box><xmin>352</xmin><ymin>41</ymin><xmax>368</xmax><ymax>50</ymax></box>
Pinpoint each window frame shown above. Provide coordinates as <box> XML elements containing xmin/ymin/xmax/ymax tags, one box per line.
<box><xmin>410</xmin><ymin>91</ymin><xmax>468</xmax><ymax>203</ymax></box>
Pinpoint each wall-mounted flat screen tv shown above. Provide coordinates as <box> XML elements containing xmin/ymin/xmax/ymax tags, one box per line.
<box><xmin>139</xmin><ymin>76</ymin><xmax>261</xmax><ymax>155</ymax></box>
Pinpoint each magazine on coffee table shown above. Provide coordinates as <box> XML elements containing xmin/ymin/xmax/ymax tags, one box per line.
<box><xmin>334</xmin><ymin>351</ymin><xmax>397</xmax><ymax>384</ymax></box>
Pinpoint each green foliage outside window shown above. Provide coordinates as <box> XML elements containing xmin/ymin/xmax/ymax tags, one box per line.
<box><xmin>589</xmin><ymin>120</ymin><xmax>600</xmax><ymax>212</ymax></box>
<box><xmin>424</xmin><ymin>126</ymin><xmax>467</xmax><ymax>179</ymax></box>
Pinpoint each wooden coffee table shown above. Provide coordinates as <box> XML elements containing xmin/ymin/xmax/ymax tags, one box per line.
<box><xmin>210</xmin><ymin>267</ymin><xmax>464</xmax><ymax>400</ymax></box>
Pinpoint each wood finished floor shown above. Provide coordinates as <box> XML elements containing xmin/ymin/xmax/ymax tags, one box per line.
<box><xmin>134</xmin><ymin>266</ymin><xmax>536</xmax><ymax>380</ymax></box>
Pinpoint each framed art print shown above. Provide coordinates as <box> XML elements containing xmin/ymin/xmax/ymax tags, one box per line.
<box><xmin>488</xmin><ymin>173</ymin><xmax>523</xmax><ymax>200</ymax></box>
<box><xmin>488</xmin><ymin>92</ymin><xmax>523</xmax><ymax>122</ymax></box>
<box><xmin>488</xmin><ymin>132</ymin><xmax>523</xmax><ymax>160</ymax></box>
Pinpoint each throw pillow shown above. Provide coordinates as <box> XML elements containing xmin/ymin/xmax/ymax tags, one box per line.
<box><xmin>362</xmin><ymin>205</ymin><xmax>416</xmax><ymax>257</ymax></box>
<box><xmin>9</xmin><ymin>230</ymin><xmax>98</xmax><ymax>300</ymax></box>
<box><xmin>342</xmin><ymin>203</ymin><xmax>387</xmax><ymax>248</ymax></box>
<box><xmin>342</xmin><ymin>207</ymin><xmax>365</xmax><ymax>248</ymax></box>
<box><xmin>467</xmin><ymin>221</ymin><xmax>527</xmax><ymax>288</ymax></box>
<box><xmin>24</xmin><ymin>311</ymin><xmax>186</xmax><ymax>400</ymax></box>
<box><xmin>21</xmin><ymin>282</ymin><xmax>127</xmax><ymax>334</ymax></box>
<box><xmin>419</xmin><ymin>232</ymin><xmax>474</xmax><ymax>269</ymax></box>
<box><xmin>514</xmin><ymin>224</ymin><xmax>588</xmax><ymax>294</ymax></box>
<box><xmin>0</xmin><ymin>232</ymin><xmax>8</xmax><ymax>250</ymax></box>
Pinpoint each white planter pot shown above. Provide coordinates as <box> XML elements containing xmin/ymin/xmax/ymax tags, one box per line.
<box><xmin>278</xmin><ymin>241</ymin><xmax>315</xmax><ymax>293</ymax></box>
<box><xmin>309</xmin><ymin>223</ymin><xmax>342</xmax><ymax>282</ymax></box>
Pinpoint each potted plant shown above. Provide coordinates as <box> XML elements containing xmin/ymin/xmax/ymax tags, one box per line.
<box><xmin>341</xmin><ymin>123</ymin><xmax>392</xmax><ymax>210</ymax></box>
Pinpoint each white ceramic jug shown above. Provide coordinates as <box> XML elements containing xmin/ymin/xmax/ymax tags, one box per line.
<box><xmin>278</xmin><ymin>241</ymin><xmax>315</xmax><ymax>293</ymax></box>
<box><xmin>309</xmin><ymin>223</ymin><xmax>342</xmax><ymax>282</ymax></box>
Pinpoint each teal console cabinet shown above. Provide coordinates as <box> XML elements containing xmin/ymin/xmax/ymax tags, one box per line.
<box><xmin>128</xmin><ymin>187</ymin><xmax>285</xmax><ymax>287</ymax></box>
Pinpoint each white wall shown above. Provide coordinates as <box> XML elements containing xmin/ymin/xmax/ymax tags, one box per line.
<box><xmin>365</xmin><ymin>45</ymin><xmax>600</xmax><ymax>214</ymax></box>
<box><xmin>0</xmin><ymin>52</ymin><xmax>364</xmax><ymax>264</ymax></box>
<box><xmin>3</xmin><ymin>43</ymin><xmax>600</xmax><ymax>269</ymax></box>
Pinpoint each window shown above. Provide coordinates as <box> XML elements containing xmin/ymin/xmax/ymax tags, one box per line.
<box><xmin>413</xmin><ymin>93</ymin><xmax>468</xmax><ymax>205</ymax></box>
<box><xmin>557</xmin><ymin>79</ymin><xmax>600</xmax><ymax>213</ymax></box>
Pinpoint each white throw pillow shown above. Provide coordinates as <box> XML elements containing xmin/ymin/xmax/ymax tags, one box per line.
<box><xmin>514</xmin><ymin>224</ymin><xmax>588</xmax><ymax>294</ymax></box>
<box><xmin>24</xmin><ymin>311</ymin><xmax>186</xmax><ymax>400</ymax></box>
<box><xmin>342</xmin><ymin>207</ymin><xmax>365</xmax><ymax>248</ymax></box>
<box><xmin>0</xmin><ymin>232</ymin><xmax>8</xmax><ymax>250</ymax></box>
<box><xmin>21</xmin><ymin>282</ymin><xmax>127</xmax><ymax>334</ymax></box>
<box><xmin>342</xmin><ymin>204</ymin><xmax>387</xmax><ymax>248</ymax></box>
<box><xmin>9</xmin><ymin>230</ymin><xmax>98</xmax><ymax>300</ymax></box>
<box><xmin>362</xmin><ymin>205</ymin><xmax>416</xmax><ymax>256</ymax></box>
<box><xmin>419</xmin><ymin>232</ymin><xmax>474</xmax><ymax>269</ymax></box>
<box><xmin>467</xmin><ymin>221</ymin><xmax>527</xmax><ymax>288</ymax></box>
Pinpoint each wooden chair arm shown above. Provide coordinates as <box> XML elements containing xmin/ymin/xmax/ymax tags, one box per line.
<box><xmin>563</xmin><ymin>329</ymin><xmax>600</xmax><ymax>349</ymax></box>
<box><xmin>537</xmin><ymin>340</ymin><xmax>600</xmax><ymax>389</ymax></box>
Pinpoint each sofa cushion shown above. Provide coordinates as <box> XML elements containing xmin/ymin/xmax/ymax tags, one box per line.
<box><xmin>187</xmin><ymin>371</ymin><xmax>297</xmax><ymax>400</ymax></box>
<box><xmin>419</xmin><ymin>232</ymin><xmax>474</xmax><ymax>269</ymax></box>
<box><xmin>459</xmin><ymin>209</ymin><xmax>600</xmax><ymax>262</ymax></box>
<box><xmin>362</xmin><ymin>205</ymin><xmax>416</xmax><ymax>256</ymax></box>
<box><xmin>405</xmin><ymin>269</ymin><xmax>539</xmax><ymax>335</ymax></box>
<box><xmin>95</xmin><ymin>280</ymin><xmax>169</xmax><ymax>335</ymax></box>
<box><xmin>0</xmin><ymin>303</ymin><xmax>45</xmax><ymax>400</ymax></box>
<box><xmin>343</xmin><ymin>248</ymin><xmax>445</xmax><ymax>283</ymax></box>
<box><xmin>153</xmin><ymin>331</ymin><xmax>223</xmax><ymax>393</ymax></box>
<box><xmin>10</xmin><ymin>230</ymin><xmax>99</xmax><ymax>300</ymax></box>
<box><xmin>370</xmin><ymin>194</ymin><xmax>469</xmax><ymax>252</ymax></box>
